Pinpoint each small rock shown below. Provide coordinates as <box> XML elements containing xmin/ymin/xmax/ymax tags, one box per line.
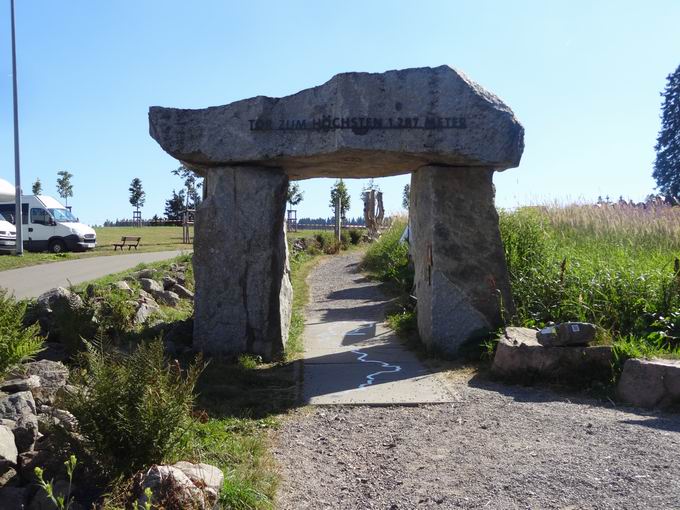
<box><xmin>134</xmin><ymin>302</ymin><xmax>161</xmax><ymax>325</ymax></box>
<box><xmin>172</xmin><ymin>461</ymin><xmax>224</xmax><ymax>493</ymax></box>
<box><xmin>162</xmin><ymin>276</ymin><xmax>178</xmax><ymax>290</ymax></box>
<box><xmin>112</xmin><ymin>281</ymin><xmax>134</xmax><ymax>294</ymax></box>
<box><xmin>536</xmin><ymin>322</ymin><xmax>597</xmax><ymax>347</ymax></box>
<box><xmin>134</xmin><ymin>268</ymin><xmax>156</xmax><ymax>279</ymax></box>
<box><xmin>139</xmin><ymin>278</ymin><xmax>163</xmax><ymax>294</ymax></box>
<box><xmin>155</xmin><ymin>291</ymin><xmax>181</xmax><ymax>307</ymax></box>
<box><xmin>171</xmin><ymin>284</ymin><xmax>194</xmax><ymax>300</ymax></box>
<box><xmin>132</xmin><ymin>464</ymin><xmax>214</xmax><ymax>510</ymax></box>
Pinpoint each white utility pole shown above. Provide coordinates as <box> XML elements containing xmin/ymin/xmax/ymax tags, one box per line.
<box><xmin>11</xmin><ymin>0</ymin><xmax>23</xmax><ymax>255</ymax></box>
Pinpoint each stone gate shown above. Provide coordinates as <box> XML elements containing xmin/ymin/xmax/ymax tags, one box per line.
<box><xmin>149</xmin><ymin>65</ymin><xmax>524</xmax><ymax>360</ymax></box>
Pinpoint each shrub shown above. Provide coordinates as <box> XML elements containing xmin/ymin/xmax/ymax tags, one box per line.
<box><xmin>314</xmin><ymin>231</ymin><xmax>340</xmax><ymax>254</ymax></box>
<box><xmin>64</xmin><ymin>337</ymin><xmax>205</xmax><ymax>478</ymax></box>
<box><xmin>0</xmin><ymin>290</ymin><xmax>44</xmax><ymax>379</ymax></box>
<box><xmin>340</xmin><ymin>231</ymin><xmax>350</xmax><ymax>249</ymax></box>
<box><xmin>348</xmin><ymin>229</ymin><xmax>363</xmax><ymax>245</ymax></box>
<box><xmin>362</xmin><ymin>220</ymin><xmax>412</xmax><ymax>292</ymax></box>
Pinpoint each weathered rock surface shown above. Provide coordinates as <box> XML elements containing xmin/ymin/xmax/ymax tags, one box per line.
<box><xmin>617</xmin><ymin>358</ymin><xmax>680</xmax><ymax>408</ymax></box>
<box><xmin>411</xmin><ymin>166</ymin><xmax>514</xmax><ymax>355</ymax></box>
<box><xmin>537</xmin><ymin>322</ymin><xmax>597</xmax><ymax>346</ymax></box>
<box><xmin>150</xmin><ymin>66</ymin><xmax>524</xmax><ymax>178</ymax></box>
<box><xmin>492</xmin><ymin>327</ymin><xmax>612</xmax><ymax>382</ymax></box>
<box><xmin>26</xmin><ymin>287</ymin><xmax>84</xmax><ymax>334</ymax></box>
<box><xmin>155</xmin><ymin>290</ymin><xmax>181</xmax><ymax>307</ymax></box>
<box><xmin>0</xmin><ymin>392</ymin><xmax>39</xmax><ymax>454</ymax></box>
<box><xmin>0</xmin><ymin>376</ymin><xmax>40</xmax><ymax>394</ymax></box>
<box><xmin>162</xmin><ymin>276</ymin><xmax>178</xmax><ymax>290</ymax></box>
<box><xmin>171</xmin><ymin>284</ymin><xmax>194</xmax><ymax>300</ymax></box>
<box><xmin>134</xmin><ymin>301</ymin><xmax>160</xmax><ymax>325</ymax></box>
<box><xmin>193</xmin><ymin>166</ymin><xmax>292</xmax><ymax>360</ymax></box>
<box><xmin>22</xmin><ymin>360</ymin><xmax>69</xmax><ymax>406</ymax></box>
<box><xmin>172</xmin><ymin>461</ymin><xmax>224</xmax><ymax>493</ymax></box>
<box><xmin>0</xmin><ymin>424</ymin><xmax>18</xmax><ymax>468</ymax></box>
<box><xmin>132</xmin><ymin>464</ymin><xmax>218</xmax><ymax>510</ymax></box>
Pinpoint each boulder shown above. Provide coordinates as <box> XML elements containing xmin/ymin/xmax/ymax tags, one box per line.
<box><xmin>22</xmin><ymin>360</ymin><xmax>69</xmax><ymax>406</ymax></box>
<box><xmin>537</xmin><ymin>322</ymin><xmax>597</xmax><ymax>347</ymax></box>
<box><xmin>0</xmin><ymin>487</ymin><xmax>27</xmax><ymax>509</ymax></box>
<box><xmin>171</xmin><ymin>284</ymin><xmax>194</xmax><ymax>300</ymax></box>
<box><xmin>149</xmin><ymin>66</ymin><xmax>524</xmax><ymax>178</ymax></box>
<box><xmin>27</xmin><ymin>288</ymin><xmax>84</xmax><ymax>333</ymax></box>
<box><xmin>491</xmin><ymin>327</ymin><xmax>612</xmax><ymax>382</ymax></box>
<box><xmin>132</xmin><ymin>464</ymin><xmax>216</xmax><ymax>510</ymax></box>
<box><xmin>617</xmin><ymin>359</ymin><xmax>680</xmax><ymax>408</ymax></box>
<box><xmin>139</xmin><ymin>278</ymin><xmax>163</xmax><ymax>294</ymax></box>
<box><xmin>411</xmin><ymin>166</ymin><xmax>514</xmax><ymax>355</ymax></box>
<box><xmin>0</xmin><ymin>424</ymin><xmax>18</xmax><ymax>469</ymax></box>
<box><xmin>192</xmin><ymin>167</ymin><xmax>292</xmax><ymax>360</ymax></box>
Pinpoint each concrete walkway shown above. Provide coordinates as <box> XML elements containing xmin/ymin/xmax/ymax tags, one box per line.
<box><xmin>302</xmin><ymin>251</ymin><xmax>453</xmax><ymax>405</ymax></box>
<box><xmin>0</xmin><ymin>250</ymin><xmax>188</xmax><ymax>299</ymax></box>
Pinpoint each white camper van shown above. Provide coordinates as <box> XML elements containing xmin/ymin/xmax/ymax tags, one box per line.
<box><xmin>0</xmin><ymin>195</ymin><xmax>96</xmax><ymax>253</ymax></box>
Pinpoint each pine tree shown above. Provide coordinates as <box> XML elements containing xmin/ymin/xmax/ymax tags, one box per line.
<box><xmin>329</xmin><ymin>179</ymin><xmax>350</xmax><ymax>218</ymax></box>
<box><xmin>653</xmin><ymin>63</ymin><xmax>680</xmax><ymax>202</ymax></box>
<box><xmin>128</xmin><ymin>178</ymin><xmax>146</xmax><ymax>213</ymax></box>
<box><xmin>32</xmin><ymin>178</ymin><xmax>42</xmax><ymax>195</ymax></box>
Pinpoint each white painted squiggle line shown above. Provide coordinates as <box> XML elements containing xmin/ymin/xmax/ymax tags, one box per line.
<box><xmin>351</xmin><ymin>350</ymin><xmax>402</xmax><ymax>389</ymax></box>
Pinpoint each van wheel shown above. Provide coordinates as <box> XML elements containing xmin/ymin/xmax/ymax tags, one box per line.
<box><xmin>49</xmin><ymin>239</ymin><xmax>66</xmax><ymax>254</ymax></box>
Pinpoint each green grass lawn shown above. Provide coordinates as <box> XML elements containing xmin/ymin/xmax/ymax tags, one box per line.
<box><xmin>0</xmin><ymin>226</ymin><xmax>193</xmax><ymax>272</ymax></box>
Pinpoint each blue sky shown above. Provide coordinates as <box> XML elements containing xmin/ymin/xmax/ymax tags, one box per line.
<box><xmin>0</xmin><ymin>1</ymin><xmax>678</xmax><ymax>225</ymax></box>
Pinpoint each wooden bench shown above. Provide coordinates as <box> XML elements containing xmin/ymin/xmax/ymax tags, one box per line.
<box><xmin>113</xmin><ymin>236</ymin><xmax>141</xmax><ymax>251</ymax></box>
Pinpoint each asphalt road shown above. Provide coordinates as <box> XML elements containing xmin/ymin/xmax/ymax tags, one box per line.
<box><xmin>0</xmin><ymin>250</ymin><xmax>188</xmax><ymax>299</ymax></box>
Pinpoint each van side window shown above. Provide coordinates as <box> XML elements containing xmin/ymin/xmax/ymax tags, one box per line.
<box><xmin>0</xmin><ymin>204</ymin><xmax>28</xmax><ymax>225</ymax></box>
<box><xmin>31</xmin><ymin>208</ymin><xmax>50</xmax><ymax>226</ymax></box>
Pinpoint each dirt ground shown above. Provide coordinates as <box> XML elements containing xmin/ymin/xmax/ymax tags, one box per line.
<box><xmin>272</xmin><ymin>251</ymin><xmax>680</xmax><ymax>509</ymax></box>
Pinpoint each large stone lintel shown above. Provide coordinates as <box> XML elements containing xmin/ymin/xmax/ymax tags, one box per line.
<box><xmin>193</xmin><ymin>166</ymin><xmax>291</xmax><ymax>360</ymax></box>
<box><xmin>149</xmin><ymin>66</ymin><xmax>524</xmax><ymax>178</ymax></box>
<box><xmin>411</xmin><ymin>165</ymin><xmax>514</xmax><ymax>355</ymax></box>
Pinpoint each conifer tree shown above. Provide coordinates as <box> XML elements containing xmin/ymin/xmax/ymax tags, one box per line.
<box><xmin>653</xmin><ymin>63</ymin><xmax>680</xmax><ymax>202</ymax></box>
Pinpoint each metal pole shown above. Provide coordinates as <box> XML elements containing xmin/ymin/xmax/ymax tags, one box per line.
<box><xmin>335</xmin><ymin>196</ymin><xmax>341</xmax><ymax>243</ymax></box>
<box><xmin>11</xmin><ymin>0</ymin><xmax>23</xmax><ymax>255</ymax></box>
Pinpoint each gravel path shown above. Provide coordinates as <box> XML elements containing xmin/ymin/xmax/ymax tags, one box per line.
<box><xmin>273</xmin><ymin>251</ymin><xmax>680</xmax><ymax>509</ymax></box>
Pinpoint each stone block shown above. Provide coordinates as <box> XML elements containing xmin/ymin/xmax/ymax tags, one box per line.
<box><xmin>411</xmin><ymin>166</ymin><xmax>514</xmax><ymax>356</ymax></box>
<box><xmin>492</xmin><ymin>327</ymin><xmax>612</xmax><ymax>382</ymax></box>
<box><xmin>617</xmin><ymin>358</ymin><xmax>680</xmax><ymax>408</ymax></box>
<box><xmin>193</xmin><ymin>166</ymin><xmax>292</xmax><ymax>360</ymax></box>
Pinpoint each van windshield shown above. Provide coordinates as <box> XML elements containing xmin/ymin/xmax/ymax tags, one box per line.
<box><xmin>49</xmin><ymin>208</ymin><xmax>77</xmax><ymax>222</ymax></box>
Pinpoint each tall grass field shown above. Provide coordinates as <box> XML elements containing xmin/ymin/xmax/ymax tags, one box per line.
<box><xmin>365</xmin><ymin>204</ymin><xmax>680</xmax><ymax>370</ymax></box>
